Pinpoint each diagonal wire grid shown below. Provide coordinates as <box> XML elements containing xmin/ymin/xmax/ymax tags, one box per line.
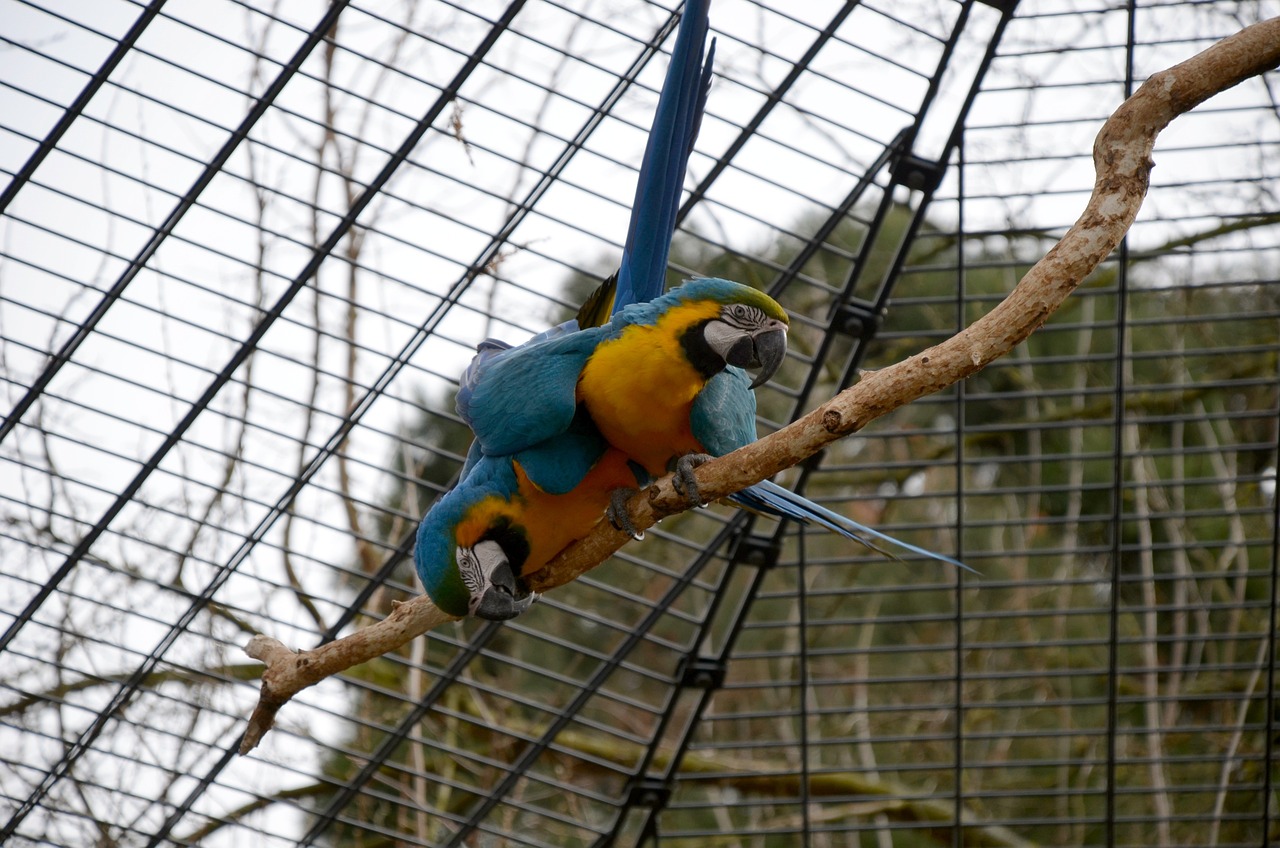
<box><xmin>1</xmin><ymin>1</ymin><xmax>1278</xmax><ymax>846</ymax></box>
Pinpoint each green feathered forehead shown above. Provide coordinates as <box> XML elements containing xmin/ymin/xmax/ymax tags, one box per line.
<box><xmin>679</xmin><ymin>277</ymin><xmax>790</xmax><ymax>324</ymax></box>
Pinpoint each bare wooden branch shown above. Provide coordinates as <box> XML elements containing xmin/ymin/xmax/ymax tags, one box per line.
<box><xmin>239</xmin><ymin>599</ymin><xmax>457</xmax><ymax>753</ymax></box>
<box><xmin>239</xmin><ymin>16</ymin><xmax>1280</xmax><ymax>755</ymax></box>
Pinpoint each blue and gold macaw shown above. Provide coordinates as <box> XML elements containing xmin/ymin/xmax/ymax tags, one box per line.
<box><xmin>460</xmin><ymin>275</ymin><xmax>788</xmax><ymax>494</ymax></box>
<box><xmin>415</xmin><ymin>0</ymin><xmax>718</xmax><ymax>619</ymax></box>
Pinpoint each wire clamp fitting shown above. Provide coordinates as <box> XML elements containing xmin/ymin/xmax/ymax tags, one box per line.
<box><xmin>731</xmin><ymin>532</ymin><xmax>780</xmax><ymax>570</ymax></box>
<box><xmin>627</xmin><ymin>777</ymin><xmax>673</xmax><ymax>808</ymax></box>
<box><xmin>891</xmin><ymin>151</ymin><xmax>945</xmax><ymax>193</ymax></box>
<box><xmin>677</xmin><ymin>656</ymin><xmax>727</xmax><ymax>690</ymax></box>
<box><xmin>833</xmin><ymin>300</ymin><xmax>881</xmax><ymax>340</ymax></box>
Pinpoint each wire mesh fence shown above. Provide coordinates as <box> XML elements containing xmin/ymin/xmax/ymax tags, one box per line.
<box><xmin>1</xmin><ymin>0</ymin><xmax>1278</xmax><ymax>845</ymax></box>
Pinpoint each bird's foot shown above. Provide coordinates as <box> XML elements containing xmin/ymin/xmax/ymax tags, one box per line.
<box><xmin>606</xmin><ymin>488</ymin><xmax>644</xmax><ymax>541</ymax></box>
<box><xmin>672</xmin><ymin>453</ymin><xmax>714</xmax><ymax>507</ymax></box>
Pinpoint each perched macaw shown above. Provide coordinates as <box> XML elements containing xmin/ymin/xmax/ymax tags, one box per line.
<box><xmin>414</xmin><ymin>0</ymin><xmax>717</xmax><ymax>619</ymax></box>
<box><xmin>460</xmin><ymin>276</ymin><xmax>788</xmax><ymax>491</ymax></box>
<box><xmin>415</xmin><ymin>412</ymin><xmax>640</xmax><ymax>620</ymax></box>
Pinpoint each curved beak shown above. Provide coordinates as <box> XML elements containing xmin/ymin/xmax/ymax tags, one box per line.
<box><xmin>747</xmin><ymin>327</ymin><xmax>787</xmax><ymax>389</ymax></box>
<box><xmin>471</xmin><ymin>560</ymin><xmax>535</xmax><ymax>621</ymax></box>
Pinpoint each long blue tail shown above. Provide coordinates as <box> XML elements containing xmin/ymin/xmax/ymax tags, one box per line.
<box><xmin>614</xmin><ymin>0</ymin><xmax>715</xmax><ymax>312</ymax></box>
<box><xmin>728</xmin><ymin>479</ymin><xmax>974</xmax><ymax>572</ymax></box>
<box><xmin>459</xmin><ymin>0</ymin><xmax>715</xmax><ymax>412</ymax></box>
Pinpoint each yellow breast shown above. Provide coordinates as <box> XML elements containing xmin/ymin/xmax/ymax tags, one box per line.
<box><xmin>577</xmin><ymin>301</ymin><xmax>720</xmax><ymax>476</ymax></box>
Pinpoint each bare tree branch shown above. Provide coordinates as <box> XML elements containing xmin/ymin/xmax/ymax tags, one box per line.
<box><xmin>238</xmin><ymin>16</ymin><xmax>1280</xmax><ymax>756</ymax></box>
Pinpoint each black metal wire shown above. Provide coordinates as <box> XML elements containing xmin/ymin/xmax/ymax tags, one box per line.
<box><xmin>0</xmin><ymin>1</ymin><xmax>536</xmax><ymax>836</ymax></box>
<box><xmin>951</xmin><ymin>122</ymin><xmax>968</xmax><ymax>848</ymax></box>
<box><xmin>1265</xmin><ymin>430</ymin><xmax>1280</xmax><ymax>846</ymax></box>
<box><xmin>0</xmin><ymin>0</ymin><xmax>168</xmax><ymax>219</ymax></box>
<box><xmin>797</xmin><ymin>528</ymin><xmax>812</xmax><ymax>838</ymax></box>
<box><xmin>0</xmin><ymin>0</ymin><xmax>353</xmax><ymax>450</ymax></box>
<box><xmin>1104</xmin><ymin>4</ymin><xmax>1138</xmax><ymax>842</ymax></box>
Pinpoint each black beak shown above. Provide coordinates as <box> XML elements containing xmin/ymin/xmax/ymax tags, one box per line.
<box><xmin>747</xmin><ymin>328</ymin><xmax>787</xmax><ymax>389</ymax></box>
<box><xmin>472</xmin><ymin>561</ymin><xmax>534</xmax><ymax>621</ymax></box>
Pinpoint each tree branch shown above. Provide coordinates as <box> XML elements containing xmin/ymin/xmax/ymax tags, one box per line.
<box><xmin>239</xmin><ymin>16</ymin><xmax>1280</xmax><ymax>755</ymax></box>
<box><xmin>239</xmin><ymin>600</ymin><xmax>456</xmax><ymax>753</ymax></box>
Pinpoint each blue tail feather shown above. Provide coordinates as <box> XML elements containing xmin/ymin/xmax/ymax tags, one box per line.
<box><xmin>460</xmin><ymin>1</ymin><xmax>714</xmax><ymax>409</ymax></box>
<box><xmin>615</xmin><ymin>0</ymin><xmax>715</xmax><ymax>312</ymax></box>
<box><xmin>728</xmin><ymin>479</ymin><xmax>974</xmax><ymax>572</ymax></box>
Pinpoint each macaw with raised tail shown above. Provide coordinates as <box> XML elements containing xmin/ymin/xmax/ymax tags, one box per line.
<box><xmin>415</xmin><ymin>0</ymin><xmax>718</xmax><ymax>619</ymax></box>
<box><xmin>454</xmin><ymin>3</ymin><xmax>969</xmax><ymax>572</ymax></box>
<box><xmin>455</xmin><ymin>0</ymin><xmax>715</xmax><ymax>398</ymax></box>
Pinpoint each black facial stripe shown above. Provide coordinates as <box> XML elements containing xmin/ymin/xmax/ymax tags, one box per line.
<box><xmin>480</xmin><ymin>518</ymin><xmax>531</xmax><ymax>575</ymax></box>
<box><xmin>680</xmin><ymin>320</ymin><xmax>728</xmax><ymax>380</ymax></box>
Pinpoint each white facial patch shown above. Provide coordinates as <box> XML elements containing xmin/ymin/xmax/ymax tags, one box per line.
<box><xmin>703</xmin><ymin>318</ymin><xmax>748</xmax><ymax>358</ymax></box>
<box><xmin>457</xmin><ymin>539</ymin><xmax>508</xmax><ymax>604</ymax></box>
<box><xmin>721</xmin><ymin>303</ymin><xmax>766</xmax><ymax>331</ymax></box>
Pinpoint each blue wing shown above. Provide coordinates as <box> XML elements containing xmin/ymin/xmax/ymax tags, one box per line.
<box><xmin>455</xmin><ymin>319</ymin><xmax>584</xmax><ymax>429</ymax></box>
<box><xmin>691</xmin><ymin>366</ymin><xmax>756</xmax><ymax>456</ymax></box>
<box><xmin>614</xmin><ymin>0</ymin><xmax>715</xmax><ymax>312</ymax></box>
<box><xmin>457</xmin><ymin>0</ymin><xmax>715</xmax><ymax>452</ymax></box>
<box><xmin>728</xmin><ymin>480</ymin><xmax>975</xmax><ymax>572</ymax></box>
<box><xmin>456</xmin><ymin>326</ymin><xmax>607</xmax><ymax>459</ymax></box>
<box><xmin>457</xmin><ymin>406</ymin><xmax>608</xmax><ymax>498</ymax></box>
<box><xmin>513</xmin><ymin>405</ymin><xmax>611</xmax><ymax>496</ymax></box>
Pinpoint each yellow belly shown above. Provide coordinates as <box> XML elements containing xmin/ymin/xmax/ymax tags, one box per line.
<box><xmin>513</xmin><ymin>448</ymin><xmax>637</xmax><ymax>575</ymax></box>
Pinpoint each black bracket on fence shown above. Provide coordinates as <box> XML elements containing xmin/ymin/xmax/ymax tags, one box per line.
<box><xmin>891</xmin><ymin>151</ymin><xmax>946</xmax><ymax>193</ymax></box>
<box><xmin>730</xmin><ymin>532</ymin><xmax>781</xmax><ymax>570</ymax></box>
<box><xmin>627</xmin><ymin>776</ymin><xmax>673</xmax><ymax>808</ymax></box>
<box><xmin>677</xmin><ymin>655</ymin><xmax>727</xmax><ymax>690</ymax></box>
<box><xmin>832</xmin><ymin>299</ymin><xmax>882</xmax><ymax>340</ymax></box>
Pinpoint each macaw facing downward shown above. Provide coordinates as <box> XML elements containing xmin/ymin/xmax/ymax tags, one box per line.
<box><xmin>415</xmin><ymin>410</ymin><xmax>640</xmax><ymax>620</ymax></box>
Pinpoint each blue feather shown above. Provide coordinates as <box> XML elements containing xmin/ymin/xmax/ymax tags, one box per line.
<box><xmin>614</xmin><ymin>0</ymin><xmax>715</xmax><ymax>312</ymax></box>
<box><xmin>728</xmin><ymin>480</ymin><xmax>975</xmax><ymax>573</ymax></box>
